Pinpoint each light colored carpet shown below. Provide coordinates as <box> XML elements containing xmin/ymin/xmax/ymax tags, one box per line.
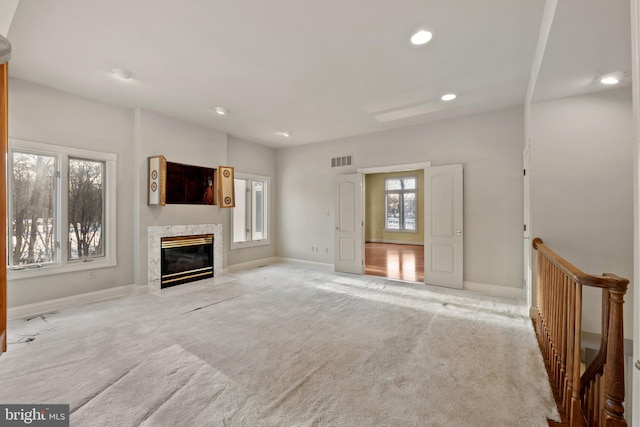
<box><xmin>0</xmin><ymin>264</ymin><xmax>559</xmax><ymax>426</ymax></box>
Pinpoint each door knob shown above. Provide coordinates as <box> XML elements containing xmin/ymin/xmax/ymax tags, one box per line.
<box><xmin>456</xmin><ymin>230</ymin><xmax>462</xmax><ymax>236</ymax></box>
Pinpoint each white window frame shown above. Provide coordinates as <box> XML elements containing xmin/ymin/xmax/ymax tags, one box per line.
<box><xmin>384</xmin><ymin>175</ymin><xmax>418</xmax><ymax>233</ymax></box>
<box><xmin>8</xmin><ymin>139</ymin><xmax>117</xmax><ymax>279</ymax></box>
<box><xmin>231</xmin><ymin>173</ymin><xmax>270</xmax><ymax>250</ymax></box>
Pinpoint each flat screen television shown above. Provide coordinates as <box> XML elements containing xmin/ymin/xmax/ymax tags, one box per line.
<box><xmin>165</xmin><ymin>161</ymin><xmax>216</xmax><ymax>205</ymax></box>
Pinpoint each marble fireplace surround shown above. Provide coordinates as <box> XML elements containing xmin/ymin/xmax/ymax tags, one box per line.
<box><xmin>148</xmin><ymin>224</ymin><xmax>223</xmax><ymax>293</ymax></box>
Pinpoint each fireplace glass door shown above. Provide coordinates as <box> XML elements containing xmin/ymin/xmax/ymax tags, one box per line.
<box><xmin>161</xmin><ymin>234</ymin><xmax>213</xmax><ymax>288</ymax></box>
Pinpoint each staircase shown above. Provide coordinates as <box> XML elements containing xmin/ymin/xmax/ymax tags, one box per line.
<box><xmin>532</xmin><ymin>238</ymin><xmax>628</xmax><ymax>427</ymax></box>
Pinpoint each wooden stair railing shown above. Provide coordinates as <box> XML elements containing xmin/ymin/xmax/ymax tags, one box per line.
<box><xmin>532</xmin><ymin>238</ymin><xmax>628</xmax><ymax>427</ymax></box>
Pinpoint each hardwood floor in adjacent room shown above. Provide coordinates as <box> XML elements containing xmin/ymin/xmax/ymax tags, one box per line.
<box><xmin>365</xmin><ymin>242</ymin><xmax>424</xmax><ymax>283</ymax></box>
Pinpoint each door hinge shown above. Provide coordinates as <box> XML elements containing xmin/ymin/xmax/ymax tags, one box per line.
<box><xmin>523</xmin><ymin>169</ymin><xmax>526</xmax><ymax>176</ymax></box>
<box><xmin>524</xmin><ymin>224</ymin><xmax>527</xmax><ymax>232</ymax></box>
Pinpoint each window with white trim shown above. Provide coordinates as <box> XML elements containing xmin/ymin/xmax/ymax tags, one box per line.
<box><xmin>9</xmin><ymin>139</ymin><xmax>117</xmax><ymax>277</ymax></box>
<box><xmin>231</xmin><ymin>173</ymin><xmax>270</xmax><ymax>249</ymax></box>
<box><xmin>385</xmin><ymin>176</ymin><xmax>417</xmax><ymax>232</ymax></box>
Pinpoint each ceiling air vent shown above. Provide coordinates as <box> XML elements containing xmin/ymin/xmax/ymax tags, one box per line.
<box><xmin>331</xmin><ymin>155</ymin><xmax>352</xmax><ymax>168</ymax></box>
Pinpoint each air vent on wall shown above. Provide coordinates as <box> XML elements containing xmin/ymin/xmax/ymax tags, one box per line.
<box><xmin>331</xmin><ymin>155</ymin><xmax>352</xmax><ymax>168</ymax></box>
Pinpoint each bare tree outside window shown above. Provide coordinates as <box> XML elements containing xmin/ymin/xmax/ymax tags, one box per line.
<box><xmin>11</xmin><ymin>152</ymin><xmax>56</xmax><ymax>266</ymax></box>
<box><xmin>9</xmin><ymin>140</ymin><xmax>116</xmax><ymax>276</ymax></box>
<box><xmin>68</xmin><ymin>158</ymin><xmax>105</xmax><ymax>259</ymax></box>
<box><xmin>385</xmin><ymin>176</ymin><xmax>417</xmax><ymax>231</ymax></box>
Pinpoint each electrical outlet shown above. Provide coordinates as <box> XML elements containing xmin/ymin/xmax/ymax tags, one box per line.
<box><xmin>88</xmin><ymin>270</ymin><xmax>96</xmax><ymax>279</ymax></box>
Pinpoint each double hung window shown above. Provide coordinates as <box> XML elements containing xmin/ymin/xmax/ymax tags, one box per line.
<box><xmin>232</xmin><ymin>173</ymin><xmax>270</xmax><ymax>248</ymax></box>
<box><xmin>385</xmin><ymin>176</ymin><xmax>417</xmax><ymax>232</ymax></box>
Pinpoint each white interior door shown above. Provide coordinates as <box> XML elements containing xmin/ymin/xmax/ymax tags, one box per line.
<box><xmin>425</xmin><ymin>164</ymin><xmax>463</xmax><ymax>289</ymax></box>
<box><xmin>334</xmin><ymin>174</ymin><xmax>364</xmax><ymax>274</ymax></box>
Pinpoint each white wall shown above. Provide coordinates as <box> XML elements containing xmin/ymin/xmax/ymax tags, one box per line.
<box><xmin>7</xmin><ymin>78</ymin><xmax>135</xmax><ymax>306</ymax></box>
<box><xmin>226</xmin><ymin>135</ymin><xmax>277</xmax><ymax>266</ymax></box>
<box><xmin>133</xmin><ymin>109</ymin><xmax>228</xmax><ymax>288</ymax></box>
<box><xmin>7</xmin><ymin>78</ymin><xmax>281</xmax><ymax>304</ymax></box>
<box><xmin>277</xmin><ymin>107</ymin><xmax>525</xmax><ymax>290</ymax></box>
<box><xmin>530</xmin><ymin>86</ymin><xmax>634</xmax><ymax>339</ymax></box>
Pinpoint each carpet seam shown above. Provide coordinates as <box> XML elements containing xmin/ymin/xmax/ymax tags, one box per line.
<box><xmin>137</xmin><ymin>368</ymin><xmax>211</xmax><ymax>425</ymax></box>
<box><xmin>180</xmin><ymin>293</ymin><xmax>250</xmax><ymax>315</ymax></box>
<box><xmin>70</xmin><ymin>368</ymin><xmax>135</xmax><ymax>414</ymax></box>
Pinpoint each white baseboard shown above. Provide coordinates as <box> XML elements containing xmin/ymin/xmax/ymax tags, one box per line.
<box><xmin>275</xmin><ymin>257</ymin><xmax>334</xmax><ymax>271</ymax></box>
<box><xmin>226</xmin><ymin>257</ymin><xmax>280</xmax><ymax>273</ymax></box>
<box><xmin>8</xmin><ymin>284</ymin><xmax>136</xmax><ymax>320</ymax></box>
<box><xmin>366</xmin><ymin>239</ymin><xmax>424</xmax><ymax>246</ymax></box>
<box><xmin>463</xmin><ymin>281</ymin><xmax>523</xmax><ymax>299</ymax></box>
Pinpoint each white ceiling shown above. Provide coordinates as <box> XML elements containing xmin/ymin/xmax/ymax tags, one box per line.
<box><xmin>3</xmin><ymin>0</ymin><xmax>632</xmax><ymax>148</ymax></box>
<box><xmin>533</xmin><ymin>0</ymin><xmax>631</xmax><ymax>103</ymax></box>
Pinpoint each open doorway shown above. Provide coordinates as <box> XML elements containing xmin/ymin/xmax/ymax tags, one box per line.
<box><xmin>335</xmin><ymin>161</ymin><xmax>462</xmax><ymax>289</ymax></box>
<box><xmin>363</xmin><ymin>169</ymin><xmax>425</xmax><ymax>283</ymax></box>
<box><xmin>365</xmin><ymin>242</ymin><xmax>424</xmax><ymax>282</ymax></box>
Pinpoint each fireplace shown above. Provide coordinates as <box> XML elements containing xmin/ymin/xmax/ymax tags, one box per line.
<box><xmin>161</xmin><ymin>234</ymin><xmax>213</xmax><ymax>288</ymax></box>
<box><xmin>148</xmin><ymin>224</ymin><xmax>223</xmax><ymax>294</ymax></box>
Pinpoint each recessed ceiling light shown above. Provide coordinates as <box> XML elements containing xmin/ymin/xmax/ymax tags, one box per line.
<box><xmin>411</xmin><ymin>30</ymin><xmax>433</xmax><ymax>45</ymax></box>
<box><xmin>600</xmin><ymin>76</ymin><xmax>619</xmax><ymax>85</ymax></box>
<box><xmin>600</xmin><ymin>71</ymin><xmax>628</xmax><ymax>85</ymax></box>
<box><xmin>441</xmin><ymin>93</ymin><xmax>457</xmax><ymax>101</ymax></box>
<box><xmin>112</xmin><ymin>68</ymin><xmax>133</xmax><ymax>80</ymax></box>
<box><xmin>214</xmin><ymin>107</ymin><xmax>227</xmax><ymax>115</ymax></box>
<box><xmin>279</xmin><ymin>131</ymin><xmax>291</xmax><ymax>138</ymax></box>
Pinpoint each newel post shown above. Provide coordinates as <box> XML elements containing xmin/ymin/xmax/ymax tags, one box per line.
<box><xmin>602</xmin><ymin>288</ymin><xmax>627</xmax><ymax>426</ymax></box>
